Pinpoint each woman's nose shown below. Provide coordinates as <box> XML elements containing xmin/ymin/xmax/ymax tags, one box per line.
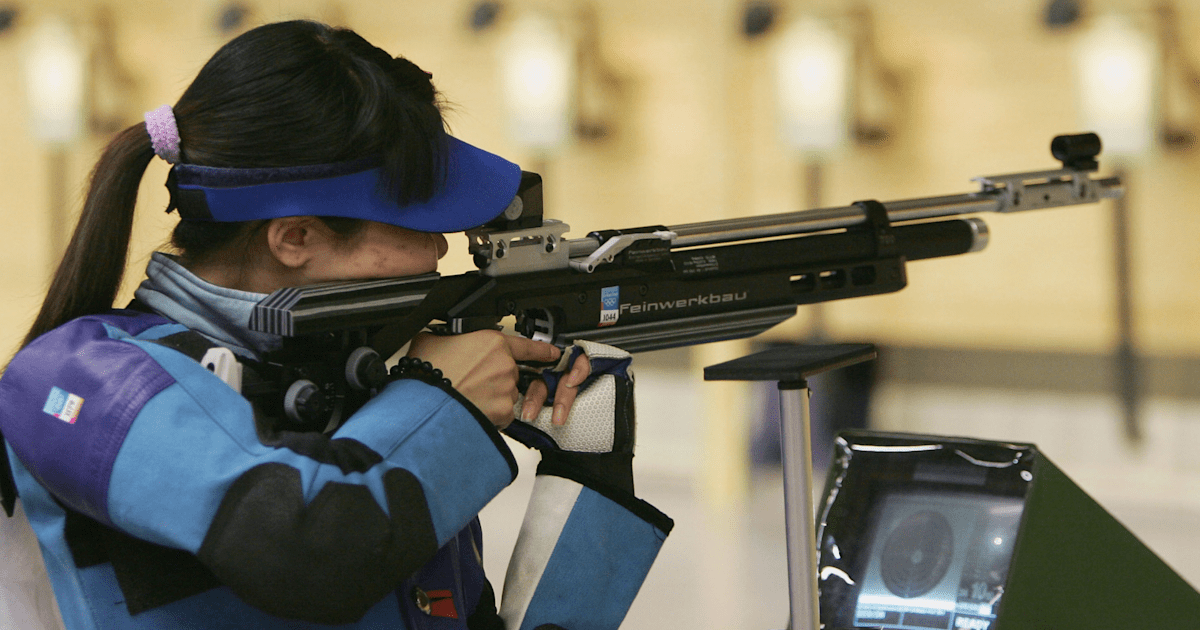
<box><xmin>434</xmin><ymin>233</ymin><xmax>448</xmax><ymax>259</ymax></box>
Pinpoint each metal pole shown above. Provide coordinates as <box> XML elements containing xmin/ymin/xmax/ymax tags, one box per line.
<box><xmin>1112</xmin><ymin>164</ymin><xmax>1140</xmax><ymax>443</ymax></box>
<box><xmin>779</xmin><ymin>380</ymin><xmax>820</xmax><ymax>630</ymax></box>
<box><xmin>804</xmin><ymin>158</ymin><xmax>828</xmax><ymax>342</ymax></box>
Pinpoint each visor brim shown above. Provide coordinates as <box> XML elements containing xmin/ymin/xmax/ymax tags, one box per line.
<box><xmin>170</xmin><ymin>136</ymin><xmax>522</xmax><ymax>233</ymax></box>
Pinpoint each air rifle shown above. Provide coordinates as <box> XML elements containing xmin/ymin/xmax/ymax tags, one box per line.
<box><xmin>243</xmin><ymin>133</ymin><xmax>1122</xmax><ymax>427</ymax></box>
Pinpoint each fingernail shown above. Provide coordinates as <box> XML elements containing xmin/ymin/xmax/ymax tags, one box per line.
<box><xmin>552</xmin><ymin>404</ymin><xmax>566</xmax><ymax>426</ymax></box>
<box><xmin>521</xmin><ymin>402</ymin><xmax>536</xmax><ymax>422</ymax></box>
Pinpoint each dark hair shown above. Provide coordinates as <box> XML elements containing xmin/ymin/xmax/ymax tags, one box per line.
<box><xmin>21</xmin><ymin>20</ymin><xmax>446</xmax><ymax>348</ymax></box>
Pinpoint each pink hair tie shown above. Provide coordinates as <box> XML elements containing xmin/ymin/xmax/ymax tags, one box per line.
<box><xmin>144</xmin><ymin>105</ymin><xmax>181</xmax><ymax>164</ymax></box>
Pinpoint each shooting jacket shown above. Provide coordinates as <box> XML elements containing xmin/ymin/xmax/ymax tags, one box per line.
<box><xmin>0</xmin><ymin>254</ymin><xmax>672</xmax><ymax>630</ymax></box>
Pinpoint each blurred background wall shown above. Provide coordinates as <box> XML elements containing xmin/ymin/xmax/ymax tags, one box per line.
<box><xmin>1</xmin><ymin>0</ymin><xmax>1199</xmax><ymax>626</ymax></box>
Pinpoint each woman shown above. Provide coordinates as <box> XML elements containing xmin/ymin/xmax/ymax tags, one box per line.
<box><xmin>0</xmin><ymin>20</ymin><xmax>670</xmax><ymax>629</ymax></box>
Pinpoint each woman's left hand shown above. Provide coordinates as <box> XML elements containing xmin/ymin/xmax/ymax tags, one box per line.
<box><xmin>519</xmin><ymin>352</ymin><xmax>592</xmax><ymax>427</ymax></box>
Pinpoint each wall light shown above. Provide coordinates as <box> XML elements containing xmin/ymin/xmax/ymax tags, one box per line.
<box><xmin>22</xmin><ymin>17</ymin><xmax>87</xmax><ymax>144</ymax></box>
<box><xmin>500</xmin><ymin>12</ymin><xmax>575</xmax><ymax>153</ymax></box>
<box><xmin>773</xmin><ymin>16</ymin><xmax>853</xmax><ymax>155</ymax></box>
<box><xmin>469</xmin><ymin>1</ymin><xmax>502</xmax><ymax>32</ymax></box>
<box><xmin>21</xmin><ymin>16</ymin><xmax>89</xmax><ymax>264</ymax></box>
<box><xmin>1043</xmin><ymin>0</ymin><xmax>1082</xmax><ymax>29</ymax></box>
<box><xmin>1074</xmin><ymin>14</ymin><xmax>1157</xmax><ymax>157</ymax></box>
<box><xmin>771</xmin><ymin>15</ymin><xmax>855</xmax><ymax>341</ymax></box>
<box><xmin>88</xmin><ymin>6</ymin><xmax>141</xmax><ymax>135</ymax></box>
<box><xmin>742</xmin><ymin>0</ymin><xmax>777</xmax><ymax>39</ymax></box>
<box><xmin>218</xmin><ymin>2</ymin><xmax>250</xmax><ymax>36</ymax></box>
<box><xmin>0</xmin><ymin>5</ymin><xmax>18</xmax><ymax>35</ymax></box>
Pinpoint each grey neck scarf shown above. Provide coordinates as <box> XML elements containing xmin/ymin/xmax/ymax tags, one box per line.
<box><xmin>134</xmin><ymin>252</ymin><xmax>280</xmax><ymax>359</ymax></box>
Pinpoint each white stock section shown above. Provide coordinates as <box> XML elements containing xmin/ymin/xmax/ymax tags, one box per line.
<box><xmin>498</xmin><ymin>475</ymin><xmax>583</xmax><ymax>627</ymax></box>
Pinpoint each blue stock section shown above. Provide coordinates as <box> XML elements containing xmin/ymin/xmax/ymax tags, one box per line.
<box><xmin>518</xmin><ymin>486</ymin><xmax>668</xmax><ymax>630</ymax></box>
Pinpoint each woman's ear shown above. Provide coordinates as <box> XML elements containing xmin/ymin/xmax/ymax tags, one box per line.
<box><xmin>265</xmin><ymin>217</ymin><xmax>328</xmax><ymax>269</ymax></box>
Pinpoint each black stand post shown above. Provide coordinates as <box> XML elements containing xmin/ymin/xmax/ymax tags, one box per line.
<box><xmin>705</xmin><ymin>343</ymin><xmax>877</xmax><ymax>630</ymax></box>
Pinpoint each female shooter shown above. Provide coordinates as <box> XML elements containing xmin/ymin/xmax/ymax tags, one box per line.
<box><xmin>0</xmin><ymin>20</ymin><xmax>671</xmax><ymax>630</ymax></box>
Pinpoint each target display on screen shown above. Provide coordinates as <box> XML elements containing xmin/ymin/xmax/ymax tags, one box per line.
<box><xmin>879</xmin><ymin>510</ymin><xmax>955</xmax><ymax>599</ymax></box>
<box><xmin>853</xmin><ymin>491</ymin><xmax>1023</xmax><ymax>630</ymax></box>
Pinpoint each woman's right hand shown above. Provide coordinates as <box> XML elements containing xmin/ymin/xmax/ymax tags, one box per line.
<box><xmin>406</xmin><ymin>330</ymin><xmax>561</xmax><ymax>429</ymax></box>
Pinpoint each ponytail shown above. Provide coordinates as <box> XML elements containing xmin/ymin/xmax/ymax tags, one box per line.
<box><xmin>21</xmin><ymin>124</ymin><xmax>155</xmax><ymax>348</ymax></box>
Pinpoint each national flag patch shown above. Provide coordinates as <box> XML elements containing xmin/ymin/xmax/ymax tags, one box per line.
<box><xmin>43</xmin><ymin>386</ymin><xmax>84</xmax><ymax>424</ymax></box>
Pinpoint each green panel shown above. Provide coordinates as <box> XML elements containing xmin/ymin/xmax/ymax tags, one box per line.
<box><xmin>996</xmin><ymin>452</ymin><xmax>1200</xmax><ymax>629</ymax></box>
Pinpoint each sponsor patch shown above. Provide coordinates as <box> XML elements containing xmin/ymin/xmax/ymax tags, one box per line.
<box><xmin>43</xmin><ymin>386</ymin><xmax>84</xmax><ymax>424</ymax></box>
<box><xmin>599</xmin><ymin>286</ymin><xmax>620</xmax><ymax>326</ymax></box>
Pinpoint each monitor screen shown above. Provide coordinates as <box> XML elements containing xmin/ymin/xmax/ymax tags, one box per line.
<box><xmin>852</xmin><ymin>491</ymin><xmax>1023</xmax><ymax>630</ymax></box>
<box><xmin>815</xmin><ymin>433</ymin><xmax>1036</xmax><ymax>630</ymax></box>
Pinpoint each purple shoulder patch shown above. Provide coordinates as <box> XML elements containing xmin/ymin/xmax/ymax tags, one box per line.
<box><xmin>0</xmin><ymin>311</ymin><xmax>178</xmax><ymax>524</ymax></box>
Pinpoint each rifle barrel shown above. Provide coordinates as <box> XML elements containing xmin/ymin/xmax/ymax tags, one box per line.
<box><xmin>668</xmin><ymin>193</ymin><xmax>996</xmax><ymax>248</ymax></box>
<box><xmin>567</xmin><ymin>175</ymin><xmax>1122</xmax><ymax>254</ymax></box>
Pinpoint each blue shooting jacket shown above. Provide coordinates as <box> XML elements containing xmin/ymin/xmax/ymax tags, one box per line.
<box><xmin>0</xmin><ymin>255</ymin><xmax>671</xmax><ymax>629</ymax></box>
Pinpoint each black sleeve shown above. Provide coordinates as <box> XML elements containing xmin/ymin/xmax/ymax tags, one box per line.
<box><xmin>196</xmin><ymin>463</ymin><xmax>439</xmax><ymax>624</ymax></box>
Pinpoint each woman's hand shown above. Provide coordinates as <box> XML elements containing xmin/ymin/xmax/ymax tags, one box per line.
<box><xmin>519</xmin><ymin>351</ymin><xmax>592</xmax><ymax>427</ymax></box>
<box><xmin>406</xmin><ymin>331</ymin><xmax>561</xmax><ymax>429</ymax></box>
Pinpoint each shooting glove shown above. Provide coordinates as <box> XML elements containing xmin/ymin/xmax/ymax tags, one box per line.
<box><xmin>498</xmin><ymin>341</ymin><xmax>672</xmax><ymax>630</ymax></box>
<box><xmin>505</xmin><ymin>340</ymin><xmax>636</xmax><ymax>494</ymax></box>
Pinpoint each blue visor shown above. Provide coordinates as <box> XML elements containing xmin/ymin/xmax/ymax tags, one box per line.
<box><xmin>166</xmin><ymin>135</ymin><xmax>521</xmax><ymax>233</ymax></box>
